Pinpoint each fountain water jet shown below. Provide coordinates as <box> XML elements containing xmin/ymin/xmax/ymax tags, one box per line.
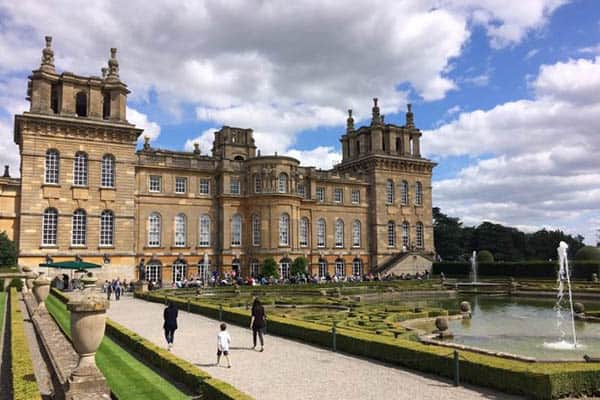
<box><xmin>471</xmin><ymin>250</ymin><xmax>478</xmax><ymax>283</ymax></box>
<box><xmin>544</xmin><ymin>241</ymin><xmax>578</xmax><ymax>350</ymax></box>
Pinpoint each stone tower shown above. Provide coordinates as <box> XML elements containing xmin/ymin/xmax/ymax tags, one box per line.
<box><xmin>212</xmin><ymin>126</ymin><xmax>256</xmax><ymax>161</ymax></box>
<box><xmin>337</xmin><ymin>99</ymin><xmax>436</xmax><ymax>274</ymax></box>
<box><xmin>13</xmin><ymin>37</ymin><xmax>142</xmax><ymax>279</ymax></box>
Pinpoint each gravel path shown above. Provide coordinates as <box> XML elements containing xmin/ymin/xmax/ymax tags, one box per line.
<box><xmin>107</xmin><ymin>296</ymin><xmax>521</xmax><ymax>400</ymax></box>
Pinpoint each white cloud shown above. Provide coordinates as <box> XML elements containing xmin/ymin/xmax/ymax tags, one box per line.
<box><xmin>126</xmin><ymin>107</ymin><xmax>161</xmax><ymax>142</ymax></box>
<box><xmin>284</xmin><ymin>146</ymin><xmax>342</xmax><ymax>170</ymax></box>
<box><xmin>425</xmin><ymin>56</ymin><xmax>600</xmax><ymax>243</ymax></box>
<box><xmin>183</xmin><ymin>128</ymin><xmax>217</xmax><ymax>155</ymax></box>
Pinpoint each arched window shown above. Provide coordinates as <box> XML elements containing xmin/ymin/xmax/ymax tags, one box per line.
<box><xmin>387</xmin><ymin>221</ymin><xmax>396</xmax><ymax>247</ymax></box>
<box><xmin>335</xmin><ymin>258</ymin><xmax>345</xmax><ymax>277</ymax></box>
<box><xmin>386</xmin><ymin>180</ymin><xmax>394</xmax><ymax>204</ymax></box>
<box><xmin>401</xmin><ymin>180</ymin><xmax>409</xmax><ymax>205</ymax></box>
<box><xmin>45</xmin><ymin>149</ymin><xmax>59</xmax><ymax>184</ymax></box>
<box><xmin>102</xmin><ymin>92</ymin><xmax>111</xmax><ymax>119</ymax></box>
<box><xmin>75</xmin><ymin>92</ymin><xmax>88</xmax><ymax>117</ymax></box>
<box><xmin>352</xmin><ymin>220</ymin><xmax>361</xmax><ymax>247</ymax></box>
<box><xmin>174</xmin><ymin>214</ymin><xmax>187</xmax><ymax>247</ymax></box>
<box><xmin>299</xmin><ymin>217</ymin><xmax>309</xmax><ymax>247</ymax></box>
<box><xmin>279</xmin><ymin>258</ymin><xmax>291</xmax><ymax>279</ymax></box>
<box><xmin>101</xmin><ymin>154</ymin><xmax>115</xmax><ymax>188</ymax></box>
<box><xmin>252</xmin><ymin>214</ymin><xmax>261</xmax><ymax>246</ymax></box>
<box><xmin>234</xmin><ymin>155</ymin><xmax>245</xmax><ymax>161</ymax></box>
<box><xmin>279</xmin><ymin>213</ymin><xmax>290</xmax><ymax>246</ymax></box>
<box><xmin>278</xmin><ymin>173</ymin><xmax>288</xmax><ymax>193</ymax></box>
<box><xmin>71</xmin><ymin>209</ymin><xmax>87</xmax><ymax>246</ymax></box>
<box><xmin>318</xmin><ymin>258</ymin><xmax>327</xmax><ymax>278</ymax></box>
<box><xmin>198</xmin><ymin>257</ymin><xmax>211</xmax><ymax>281</ymax></box>
<box><xmin>73</xmin><ymin>152</ymin><xmax>88</xmax><ymax>186</ymax></box>
<box><xmin>402</xmin><ymin>221</ymin><xmax>410</xmax><ymax>249</ymax></box>
<box><xmin>42</xmin><ymin>208</ymin><xmax>58</xmax><ymax>246</ymax></box>
<box><xmin>172</xmin><ymin>259</ymin><xmax>187</xmax><ymax>283</ymax></box>
<box><xmin>250</xmin><ymin>259</ymin><xmax>260</xmax><ymax>277</ymax></box>
<box><xmin>231</xmin><ymin>214</ymin><xmax>242</xmax><ymax>246</ymax></box>
<box><xmin>254</xmin><ymin>174</ymin><xmax>262</xmax><ymax>193</ymax></box>
<box><xmin>199</xmin><ymin>215</ymin><xmax>211</xmax><ymax>247</ymax></box>
<box><xmin>148</xmin><ymin>212</ymin><xmax>161</xmax><ymax>247</ymax></box>
<box><xmin>316</xmin><ymin>218</ymin><xmax>326</xmax><ymax>247</ymax></box>
<box><xmin>415</xmin><ymin>182</ymin><xmax>423</xmax><ymax>206</ymax></box>
<box><xmin>335</xmin><ymin>219</ymin><xmax>344</xmax><ymax>248</ymax></box>
<box><xmin>100</xmin><ymin>210</ymin><xmax>114</xmax><ymax>246</ymax></box>
<box><xmin>145</xmin><ymin>260</ymin><xmax>162</xmax><ymax>283</ymax></box>
<box><xmin>352</xmin><ymin>258</ymin><xmax>363</xmax><ymax>276</ymax></box>
<box><xmin>416</xmin><ymin>222</ymin><xmax>424</xmax><ymax>248</ymax></box>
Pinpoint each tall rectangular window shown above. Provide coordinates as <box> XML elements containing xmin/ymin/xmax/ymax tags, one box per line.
<box><xmin>231</xmin><ymin>214</ymin><xmax>242</xmax><ymax>246</ymax></box>
<box><xmin>175</xmin><ymin>177</ymin><xmax>187</xmax><ymax>194</ymax></box>
<box><xmin>199</xmin><ymin>178</ymin><xmax>210</xmax><ymax>195</ymax></box>
<box><xmin>174</xmin><ymin>214</ymin><xmax>187</xmax><ymax>247</ymax></box>
<box><xmin>252</xmin><ymin>215</ymin><xmax>261</xmax><ymax>246</ymax></box>
<box><xmin>298</xmin><ymin>184</ymin><xmax>306</xmax><ymax>198</ymax></box>
<box><xmin>73</xmin><ymin>152</ymin><xmax>88</xmax><ymax>186</ymax></box>
<box><xmin>387</xmin><ymin>222</ymin><xmax>396</xmax><ymax>247</ymax></box>
<box><xmin>351</xmin><ymin>190</ymin><xmax>360</xmax><ymax>204</ymax></box>
<box><xmin>230</xmin><ymin>178</ymin><xmax>240</xmax><ymax>194</ymax></box>
<box><xmin>149</xmin><ymin>176</ymin><xmax>162</xmax><ymax>192</ymax></box>
<box><xmin>317</xmin><ymin>219</ymin><xmax>326</xmax><ymax>247</ymax></box>
<box><xmin>199</xmin><ymin>215</ymin><xmax>211</xmax><ymax>247</ymax></box>
<box><xmin>316</xmin><ymin>187</ymin><xmax>325</xmax><ymax>202</ymax></box>
<box><xmin>45</xmin><ymin>150</ymin><xmax>59</xmax><ymax>184</ymax></box>
<box><xmin>352</xmin><ymin>220</ymin><xmax>361</xmax><ymax>247</ymax></box>
<box><xmin>334</xmin><ymin>188</ymin><xmax>343</xmax><ymax>203</ymax></box>
<box><xmin>254</xmin><ymin>175</ymin><xmax>262</xmax><ymax>193</ymax></box>
<box><xmin>71</xmin><ymin>209</ymin><xmax>87</xmax><ymax>246</ymax></box>
<box><xmin>148</xmin><ymin>213</ymin><xmax>161</xmax><ymax>247</ymax></box>
<box><xmin>101</xmin><ymin>155</ymin><xmax>115</xmax><ymax>188</ymax></box>
<box><xmin>42</xmin><ymin>208</ymin><xmax>58</xmax><ymax>246</ymax></box>
<box><xmin>402</xmin><ymin>222</ymin><xmax>410</xmax><ymax>249</ymax></box>
<box><xmin>299</xmin><ymin>218</ymin><xmax>308</xmax><ymax>247</ymax></box>
<box><xmin>100</xmin><ymin>210</ymin><xmax>114</xmax><ymax>246</ymax></box>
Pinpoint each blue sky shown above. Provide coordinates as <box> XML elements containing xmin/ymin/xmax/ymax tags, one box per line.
<box><xmin>0</xmin><ymin>0</ymin><xmax>599</xmax><ymax>243</ymax></box>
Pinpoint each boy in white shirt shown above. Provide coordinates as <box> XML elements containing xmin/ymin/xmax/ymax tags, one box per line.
<box><xmin>217</xmin><ymin>323</ymin><xmax>232</xmax><ymax>368</ymax></box>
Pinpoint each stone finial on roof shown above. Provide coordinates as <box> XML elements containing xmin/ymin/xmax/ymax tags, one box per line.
<box><xmin>346</xmin><ymin>109</ymin><xmax>354</xmax><ymax>132</ymax></box>
<box><xmin>107</xmin><ymin>48</ymin><xmax>119</xmax><ymax>80</ymax></box>
<box><xmin>101</xmin><ymin>67</ymin><xmax>108</xmax><ymax>78</ymax></box>
<box><xmin>406</xmin><ymin>103</ymin><xmax>414</xmax><ymax>127</ymax></box>
<box><xmin>193</xmin><ymin>142</ymin><xmax>201</xmax><ymax>154</ymax></box>
<box><xmin>371</xmin><ymin>97</ymin><xmax>381</xmax><ymax>126</ymax></box>
<box><xmin>3</xmin><ymin>165</ymin><xmax>9</xmax><ymax>178</ymax></box>
<box><xmin>40</xmin><ymin>36</ymin><xmax>56</xmax><ymax>73</ymax></box>
<box><xmin>143</xmin><ymin>136</ymin><xmax>150</xmax><ymax>150</ymax></box>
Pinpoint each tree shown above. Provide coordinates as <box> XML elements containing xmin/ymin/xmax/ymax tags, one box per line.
<box><xmin>0</xmin><ymin>231</ymin><xmax>17</xmax><ymax>267</ymax></box>
<box><xmin>261</xmin><ymin>257</ymin><xmax>279</xmax><ymax>278</ymax></box>
<box><xmin>476</xmin><ymin>250</ymin><xmax>494</xmax><ymax>263</ymax></box>
<box><xmin>291</xmin><ymin>256</ymin><xmax>308</xmax><ymax>276</ymax></box>
<box><xmin>432</xmin><ymin>207</ymin><xmax>464</xmax><ymax>261</ymax></box>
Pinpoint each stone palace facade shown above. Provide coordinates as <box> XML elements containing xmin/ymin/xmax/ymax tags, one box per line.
<box><xmin>1</xmin><ymin>37</ymin><xmax>436</xmax><ymax>283</ymax></box>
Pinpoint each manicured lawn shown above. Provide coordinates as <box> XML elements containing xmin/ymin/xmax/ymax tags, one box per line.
<box><xmin>46</xmin><ymin>295</ymin><xmax>190</xmax><ymax>400</ymax></box>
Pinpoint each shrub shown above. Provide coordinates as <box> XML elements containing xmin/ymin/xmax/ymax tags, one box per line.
<box><xmin>9</xmin><ymin>278</ymin><xmax>23</xmax><ymax>292</ymax></box>
<box><xmin>261</xmin><ymin>257</ymin><xmax>279</xmax><ymax>278</ymax></box>
<box><xmin>0</xmin><ymin>231</ymin><xmax>17</xmax><ymax>267</ymax></box>
<box><xmin>291</xmin><ymin>256</ymin><xmax>308</xmax><ymax>276</ymax></box>
<box><xmin>575</xmin><ymin>246</ymin><xmax>600</xmax><ymax>261</ymax></box>
<box><xmin>477</xmin><ymin>250</ymin><xmax>494</xmax><ymax>263</ymax></box>
<box><xmin>10</xmin><ymin>288</ymin><xmax>42</xmax><ymax>400</ymax></box>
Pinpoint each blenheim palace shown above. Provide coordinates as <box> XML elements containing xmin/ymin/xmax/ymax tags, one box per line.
<box><xmin>0</xmin><ymin>37</ymin><xmax>436</xmax><ymax>283</ymax></box>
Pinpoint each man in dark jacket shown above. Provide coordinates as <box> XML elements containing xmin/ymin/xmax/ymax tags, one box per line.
<box><xmin>163</xmin><ymin>301</ymin><xmax>178</xmax><ymax>350</ymax></box>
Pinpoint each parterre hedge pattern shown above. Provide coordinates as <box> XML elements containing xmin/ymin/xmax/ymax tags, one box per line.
<box><xmin>9</xmin><ymin>288</ymin><xmax>42</xmax><ymax>400</ymax></box>
<box><xmin>51</xmin><ymin>289</ymin><xmax>253</xmax><ymax>400</ymax></box>
<box><xmin>138</xmin><ymin>290</ymin><xmax>600</xmax><ymax>399</ymax></box>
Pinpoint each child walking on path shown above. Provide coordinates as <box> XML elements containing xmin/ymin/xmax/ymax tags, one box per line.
<box><xmin>217</xmin><ymin>323</ymin><xmax>232</xmax><ymax>368</ymax></box>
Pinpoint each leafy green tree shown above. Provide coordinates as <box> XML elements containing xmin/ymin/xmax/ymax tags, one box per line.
<box><xmin>476</xmin><ymin>250</ymin><xmax>494</xmax><ymax>263</ymax></box>
<box><xmin>433</xmin><ymin>207</ymin><xmax>464</xmax><ymax>261</ymax></box>
<box><xmin>261</xmin><ymin>257</ymin><xmax>279</xmax><ymax>278</ymax></box>
<box><xmin>0</xmin><ymin>231</ymin><xmax>17</xmax><ymax>267</ymax></box>
<box><xmin>291</xmin><ymin>256</ymin><xmax>308</xmax><ymax>276</ymax></box>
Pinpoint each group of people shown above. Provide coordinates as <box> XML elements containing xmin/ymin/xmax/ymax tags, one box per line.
<box><xmin>162</xmin><ymin>297</ymin><xmax>267</xmax><ymax>368</ymax></box>
<box><xmin>102</xmin><ymin>278</ymin><xmax>132</xmax><ymax>300</ymax></box>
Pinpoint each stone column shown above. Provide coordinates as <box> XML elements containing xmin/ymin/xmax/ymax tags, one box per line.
<box><xmin>66</xmin><ymin>276</ymin><xmax>110</xmax><ymax>397</ymax></box>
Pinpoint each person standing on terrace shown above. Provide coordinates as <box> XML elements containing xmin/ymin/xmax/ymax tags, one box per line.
<box><xmin>250</xmin><ymin>297</ymin><xmax>266</xmax><ymax>352</ymax></box>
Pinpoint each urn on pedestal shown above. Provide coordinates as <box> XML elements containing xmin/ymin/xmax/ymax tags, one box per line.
<box><xmin>32</xmin><ymin>272</ymin><xmax>51</xmax><ymax>312</ymax></box>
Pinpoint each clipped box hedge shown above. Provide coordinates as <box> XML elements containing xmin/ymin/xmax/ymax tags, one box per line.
<box><xmin>50</xmin><ymin>289</ymin><xmax>253</xmax><ymax>400</ymax></box>
<box><xmin>137</xmin><ymin>290</ymin><xmax>600</xmax><ymax>399</ymax></box>
<box><xmin>9</xmin><ymin>288</ymin><xmax>42</xmax><ymax>400</ymax></box>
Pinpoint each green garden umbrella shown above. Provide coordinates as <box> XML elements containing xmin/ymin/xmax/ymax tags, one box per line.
<box><xmin>39</xmin><ymin>260</ymin><xmax>102</xmax><ymax>271</ymax></box>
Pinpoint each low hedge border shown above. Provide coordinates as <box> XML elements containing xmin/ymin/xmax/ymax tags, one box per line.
<box><xmin>138</xmin><ymin>290</ymin><xmax>600</xmax><ymax>399</ymax></box>
<box><xmin>9</xmin><ymin>288</ymin><xmax>42</xmax><ymax>400</ymax></box>
<box><xmin>50</xmin><ymin>289</ymin><xmax>253</xmax><ymax>400</ymax></box>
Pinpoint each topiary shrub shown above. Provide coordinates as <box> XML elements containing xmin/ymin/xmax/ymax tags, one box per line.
<box><xmin>291</xmin><ymin>256</ymin><xmax>308</xmax><ymax>276</ymax></box>
<box><xmin>575</xmin><ymin>246</ymin><xmax>600</xmax><ymax>261</ymax></box>
<box><xmin>0</xmin><ymin>231</ymin><xmax>17</xmax><ymax>267</ymax></box>
<box><xmin>261</xmin><ymin>257</ymin><xmax>279</xmax><ymax>278</ymax></box>
<box><xmin>477</xmin><ymin>250</ymin><xmax>494</xmax><ymax>263</ymax></box>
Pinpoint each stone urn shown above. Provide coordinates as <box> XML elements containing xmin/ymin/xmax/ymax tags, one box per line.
<box><xmin>67</xmin><ymin>286</ymin><xmax>109</xmax><ymax>378</ymax></box>
<box><xmin>32</xmin><ymin>272</ymin><xmax>51</xmax><ymax>312</ymax></box>
<box><xmin>22</xmin><ymin>266</ymin><xmax>36</xmax><ymax>290</ymax></box>
<box><xmin>460</xmin><ymin>301</ymin><xmax>471</xmax><ymax>313</ymax></box>
<box><xmin>574</xmin><ymin>302</ymin><xmax>585</xmax><ymax>315</ymax></box>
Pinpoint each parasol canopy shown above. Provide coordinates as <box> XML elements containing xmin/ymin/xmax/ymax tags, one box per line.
<box><xmin>39</xmin><ymin>260</ymin><xmax>102</xmax><ymax>272</ymax></box>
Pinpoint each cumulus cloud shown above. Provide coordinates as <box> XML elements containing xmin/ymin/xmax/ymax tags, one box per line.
<box><xmin>424</xmin><ymin>56</ymin><xmax>600</xmax><ymax>243</ymax></box>
<box><xmin>183</xmin><ymin>128</ymin><xmax>217</xmax><ymax>155</ymax></box>
<box><xmin>284</xmin><ymin>146</ymin><xmax>342</xmax><ymax>170</ymax></box>
<box><xmin>127</xmin><ymin>107</ymin><xmax>161</xmax><ymax>142</ymax></box>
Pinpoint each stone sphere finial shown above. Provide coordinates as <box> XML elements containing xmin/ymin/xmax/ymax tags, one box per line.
<box><xmin>460</xmin><ymin>301</ymin><xmax>471</xmax><ymax>313</ymax></box>
<box><xmin>435</xmin><ymin>316</ymin><xmax>448</xmax><ymax>331</ymax></box>
<box><xmin>574</xmin><ymin>302</ymin><xmax>585</xmax><ymax>314</ymax></box>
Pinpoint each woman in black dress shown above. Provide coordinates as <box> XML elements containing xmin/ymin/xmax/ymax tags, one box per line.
<box><xmin>250</xmin><ymin>297</ymin><xmax>266</xmax><ymax>352</ymax></box>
